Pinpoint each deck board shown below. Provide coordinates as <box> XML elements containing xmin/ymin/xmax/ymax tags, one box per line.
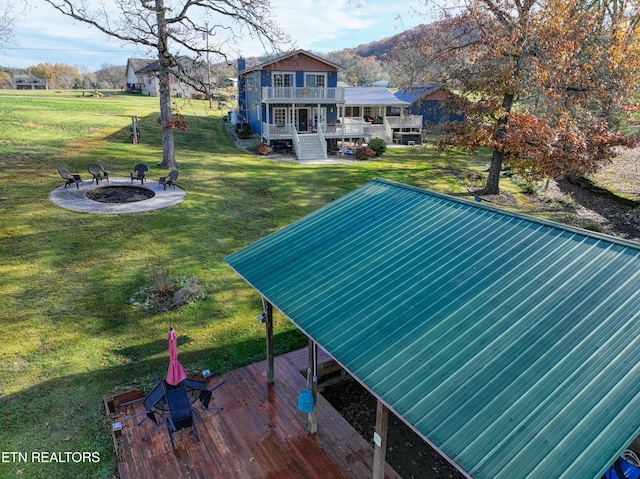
<box><xmin>108</xmin><ymin>348</ymin><xmax>401</xmax><ymax>479</ymax></box>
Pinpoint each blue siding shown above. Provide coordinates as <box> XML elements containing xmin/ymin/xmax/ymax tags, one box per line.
<box><xmin>395</xmin><ymin>87</ymin><xmax>464</xmax><ymax>125</ymax></box>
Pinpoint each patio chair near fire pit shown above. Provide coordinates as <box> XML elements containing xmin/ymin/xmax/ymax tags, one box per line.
<box><xmin>58</xmin><ymin>167</ymin><xmax>83</xmax><ymax>189</ymax></box>
<box><xmin>158</xmin><ymin>170</ymin><xmax>178</xmax><ymax>190</ymax></box>
<box><xmin>130</xmin><ymin>163</ymin><xmax>149</xmax><ymax>184</ymax></box>
<box><xmin>88</xmin><ymin>162</ymin><xmax>109</xmax><ymax>185</ymax></box>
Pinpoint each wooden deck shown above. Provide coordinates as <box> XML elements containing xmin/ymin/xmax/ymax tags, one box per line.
<box><xmin>107</xmin><ymin>349</ymin><xmax>401</xmax><ymax>479</ymax></box>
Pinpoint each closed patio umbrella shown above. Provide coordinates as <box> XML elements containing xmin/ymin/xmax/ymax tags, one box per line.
<box><xmin>166</xmin><ymin>326</ymin><xmax>188</xmax><ymax>386</ymax></box>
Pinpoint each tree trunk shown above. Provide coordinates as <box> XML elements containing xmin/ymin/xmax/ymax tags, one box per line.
<box><xmin>156</xmin><ymin>0</ymin><xmax>178</xmax><ymax>170</ymax></box>
<box><xmin>482</xmin><ymin>92</ymin><xmax>515</xmax><ymax>195</ymax></box>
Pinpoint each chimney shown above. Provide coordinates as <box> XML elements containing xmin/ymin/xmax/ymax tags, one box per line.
<box><xmin>237</xmin><ymin>58</ymin><xmax>246</xmax><ymax>72</ymax></box>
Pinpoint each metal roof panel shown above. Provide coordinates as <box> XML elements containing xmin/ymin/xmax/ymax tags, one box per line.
<box><xmin>225</xmin><ymin>179</ymin><xmax>640</xmax><ymax>479</ymax></box>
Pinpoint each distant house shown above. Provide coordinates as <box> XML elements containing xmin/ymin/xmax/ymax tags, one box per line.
<box><xmin>394</xmin><ymin>86</ymin><xmax>465</xmax><ymax>126</ymax></box>
<box><xmin>125</xmin><ymin>59</ymin><xmax>152</xmax><ymax>93</ymax></box>
<box><xmin>15</xmin><ymin>77</ymin><xmax>48</xmax><ymax>90</ymax></box>
<box><xmin>237</xmin><ymin>49</ymin><xmax>351</xmax><ymax>160</ymax></box>
<box><xmin>125</xmin><ymin>57</ymin><xmax>217</xmax><ymax>98</ymax></box>
<box><xmin>342</xmin><ymin>87</ymin><xmax>422</xmax><ymax>144</ymax></box>
<box><xmin>222</xmin><ymin>78</ymin><xmax>238</xmax><ymax>88</ymax></box>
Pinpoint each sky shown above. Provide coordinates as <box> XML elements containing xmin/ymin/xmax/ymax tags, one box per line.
<box><xmin>1</xmin><ymin>0</ymin><xmax>435</xmax><ymax>72</ymax></box>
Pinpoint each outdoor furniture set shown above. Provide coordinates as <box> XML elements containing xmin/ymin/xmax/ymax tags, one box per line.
<box><xmin>122</xmin><ymin>327</ymin><xmax>227</xmax><ymax>450</ymax></box>
<box><xmin>57</xmin><ymin>163</ymin><xmax>179</xmax><ymax>189</ymax></box>
<box><xmin>123</xmin><ymin>374</ymin><xmax>226</xmax><ymax>450</ymax></box>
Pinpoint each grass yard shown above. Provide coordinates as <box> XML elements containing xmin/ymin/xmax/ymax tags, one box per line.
<box><xmin>0</xmin><ymin>90</ymin><xmax>608</xmax><ymax>478</ymax></box>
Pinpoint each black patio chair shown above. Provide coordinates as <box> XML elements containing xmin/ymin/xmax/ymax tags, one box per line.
<box><xmin>158</xmin><ymin>170</ymin><xmax>178</xmax><ymax>190</ymax></box>
<box><xmin>123</xmin><ymin>380</ymin><xmax>167</xmax><ymax>441</ymax></box>
<box><xmin>87</xmin><ymin>162</ymin><xmax>109</xmax><ymax>185</ymax></box>
<box><xmin>184</xmin><ymin>378</ymin><xmax>227</xmax><ymax>411</ymax></box>
<box><xmin>58</xmin><ymin>167</ymin><xmax>83</xmax><ymax>189</ymax></box>
<box><xmin>165</xmin><ymin>383</ymin><xmax>200</xmax><ymax>450</ymax></box>
<box><xmin>130</xmin><ymin>163</ymin><xmax>149</xmax><ymax>184</ymax></box>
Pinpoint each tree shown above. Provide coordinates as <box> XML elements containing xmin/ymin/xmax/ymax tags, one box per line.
<box><xmin>420</xmin><ymin>0</ymin><xmax>640</xmax><ymax>194</ymax></box>
<box><xmin>30</xmin><ymin>62</ymin><xmax>81</xmax><ymax>89</ymax></box>
<box><xmin>388</xmin><ymin>26</ymin><xmax>434</xmax><ymax>88</ymax></box>
<box><xmin>95</xmin><ymin>63</ymin><xmax>126</xmax><ymax>89</ymax></box>
<box><xmin>0</xmin><ymin>70</ymin><xmax>12</xmax><ymax>88</ymax></box>
<box><xmin>0</xmin><ymin>2</ymin><xmax>14</xmax><ymax>49</ymax></box>
<box><xmin>346</xmin><ymin>56</ymin><xmax>383</xmax><ymax>86</ymax></box>
<box><xmin>44</xmin><ymin>0</ymin><xmax>289</xmax><ymax>169</ymax></box>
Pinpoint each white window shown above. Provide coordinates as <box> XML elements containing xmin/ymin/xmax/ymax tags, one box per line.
<box><xmin>305</xmin><ymin>74</ymin><xmax>326</xmax><ymax>88</ymax></box>
<box><xmin>274</xmin><ymin>108</ymin><xmax>287</xmax><ymax>125</ymax></box>
<box><xmin>273</xmin><ymin>73</ymin><xmax>293</xmax><ymax>87</ymax></box>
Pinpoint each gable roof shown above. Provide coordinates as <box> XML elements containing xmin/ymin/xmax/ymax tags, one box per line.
<box><xmin>239</xmin><ymin>49</ymin><xmax>343</xmax><ymax>74</ymax></box>
<box><xmin>344</xmin><ymin>87</ymin><xmax>410</xmax><ymax>106</ymax></box>
<box><xmin>226</xmin><ymin>179</ymin><xmax>640</xmax><ymax>479</ymax></box>
<box><xmin>127</xmin><ymin>58</ymin><xmax>154</xmax><ymax>73</ymax></box>
<box><xmin>135</xmin><ymin>60</ymin><xmax>160</xmax><ymax>75</ymax></box>
<box><xmin>394</xmin><ymin>85</ymin><xmax>444</xmax><ymax>103</ymax></box>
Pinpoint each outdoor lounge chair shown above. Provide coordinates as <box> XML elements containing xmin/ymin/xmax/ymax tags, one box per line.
<box><xmin>130</xmin><ymin>163</ymin><xmax>149</xmax><ymax>184</ymax></box>
<box><xmin>58</xmin><ymin>167</ymin><xmax>83</xmax><ymax>189</ymax></box>
<box><xmin>87</xmin><ymin>162</ymin><xmax>109</xmax><ymax>185</ymax></box>
<box><xmin>158</xmin><ymin>170</ymin><xmax>178</xmax><ymax>190</ymax></box>
<box><xmin>165</xmin><ymin>383</ymin><xmax>200</xmax><ymax>449</ymax></box>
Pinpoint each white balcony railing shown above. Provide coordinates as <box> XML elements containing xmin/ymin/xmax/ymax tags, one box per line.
<box><xmin>386</xmin><ymin>115</ymin><xmax>423</xmax><ymax>129</ymax></box>
<box><xmin>262</xmin><ymin>86</ymin><xmax>345</xmax><ymax>102</ymax></box>
<box><xmin>262</xmin><ymin>120</ymin><xmax>371</xmax><ymax>139</ymax></box>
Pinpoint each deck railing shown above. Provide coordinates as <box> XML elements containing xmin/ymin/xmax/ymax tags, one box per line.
<box><xmin>292</xmin><ymin>127</ymin><xmax>301</xmax><ymax>157</ymax></box>
<box><xmin>262</xmin><ymin>86</ymin><xmax>345</xmax><ymax>102</ymax></box>
<box><xmin>386</xmin><ymin>115</ymin><xmax>423</xmax><ymax>130</ymax></box>
<box><xmin>317</xmin><ymin>123</ymin><xmax>327</xmax><ymax>157</ymax></box>
<box><xmin>262</xmin><ymin>121</ymin><xmax>372</xmax><ymax>139</ymax></box>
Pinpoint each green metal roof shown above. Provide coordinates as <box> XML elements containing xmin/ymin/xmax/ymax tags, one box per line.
<box><xmin>225</xmin><ymin>179</ymin><xmax>640</xmax><ymax>479</ymax></box>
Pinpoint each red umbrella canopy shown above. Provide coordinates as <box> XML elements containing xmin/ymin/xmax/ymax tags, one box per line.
<box><xmin>166</xmin><ymin>327</ymin><xmax>188</xmax><ymax>386</ymax></box>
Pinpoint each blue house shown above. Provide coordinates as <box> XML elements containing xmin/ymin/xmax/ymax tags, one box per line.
<box><xmin>394</xmin><ymin>86</ymin><xmax>465</xmax><ymax>126</ymax></box>
<box><xmin>238</xmin><ymin>50</ymin><xmax>377</xmax><ymax>160</ymax></box>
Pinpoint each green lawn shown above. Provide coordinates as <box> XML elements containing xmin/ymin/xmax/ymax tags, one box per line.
<box><xmin>0</xmin><ymin>90</ymin><xmax>563</xmax><ymax>478</ymax></box>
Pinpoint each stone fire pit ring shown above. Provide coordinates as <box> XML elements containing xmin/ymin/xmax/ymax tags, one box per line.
<box><xmin>50</xmin><ymin>177</ymin><xmax>186</xmax><ymax>214</ymax></box>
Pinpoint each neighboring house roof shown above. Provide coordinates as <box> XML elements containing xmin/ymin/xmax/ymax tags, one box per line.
<box><xmin>135</xmin><ymin>60</ymin><xmax>160</xmax><ymax>75</ymax></box>
<box><xmin>226</xmin><ymin>178</ymin><xmax>640</xmax><ymax>479</ymax></box>
<box><xmin>14</xmin><ymin>77</ymin><xmax>47</xmax><ymax>85</ymax></box>
<box><xmin>127</xmin><ymin>58</ymin><xmax>154</xmax><ymax>72</ymax></box>
<box><xmin>394</xmin><ymin>85</ymin><xmax>445</xmax><ymax>103</ymax></box>
<box><xmin>344</xmin><ymin>87</ymin><xmax>410</xmax><ymax>106</ymax></box>
<box><xmin>239</xmin><ymin>49</ymin><xmax>343</xmax><ymax>74</ymax></box>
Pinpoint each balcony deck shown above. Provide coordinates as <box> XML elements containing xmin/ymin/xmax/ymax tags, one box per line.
<box><xmin>106</xmin><ymin>348</ymin><xmax>401</xmax><ymax>479</ymax></box>
<box><xmin>261</xmin><ymin>86</ymin><xmax>345</xmax><ymax>104</ymax></box>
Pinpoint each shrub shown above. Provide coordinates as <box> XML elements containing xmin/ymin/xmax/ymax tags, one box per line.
<box><xmin>368</xmin><ymin>138</ymin><xmax>387</xmax><ymax>156</ymax></box>
<box><xmin>355</xmin><ymin>146</ymin><xmax>376</xmax><ymax>160</ymax></box>
<box><xmin>237</xmin><ymin>123</ymin><xmax>253</xmax><ymax>139</ymax></box>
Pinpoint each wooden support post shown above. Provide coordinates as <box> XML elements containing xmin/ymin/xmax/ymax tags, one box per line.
<box><xmin>372</xmin><ymin>400</ymin><xmax>389</xmax><ymax>479</ymax></box>
<box><xmin>265</xmin><ymin>301</ymin><xmax>274</xmax><ymax>384</ymax></box>
<box><xmin>307</xmin><ymin>339</ymin><xmax>318</xmax><ymax>434</ymax></box>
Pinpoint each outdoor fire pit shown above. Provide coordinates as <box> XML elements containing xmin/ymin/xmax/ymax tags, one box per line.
<box><xmin>50</xmin><ymin>176</ymin><xmax>185</xmax><ymax>213</ymax></box>
<box><xmin>86</xmin><ymin>185</ymin><xmax>155</xmax><ymax>203</ymax></box>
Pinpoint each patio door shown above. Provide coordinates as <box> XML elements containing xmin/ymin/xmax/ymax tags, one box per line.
<box><xmin>312</xmin><ymin>107</ymin><xmax>327</xmax><ymax>129</ymax></box>
<box><xmin>297</xmin><ymin>108</ymin><xmax>309</xmax><ymax>132</ymax></box>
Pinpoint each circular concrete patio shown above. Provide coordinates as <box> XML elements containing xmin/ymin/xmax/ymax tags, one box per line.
<box><xmin>50</xmin><ymin>177</ymin><xmax>186</xmax><ymax>214</ymax></box>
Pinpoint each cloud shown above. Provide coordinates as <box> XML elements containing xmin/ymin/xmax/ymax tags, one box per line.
<box><xmin>1</xmin><ymin>0</ymin><xmax>427</xmax><ymax>70</ymax></box>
